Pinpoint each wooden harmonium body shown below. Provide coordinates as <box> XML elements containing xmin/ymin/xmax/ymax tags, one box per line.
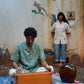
<box><xmin>14</xmin><ymin>72</ymin><xmax>51</xmax><ymax>84</ymax></box>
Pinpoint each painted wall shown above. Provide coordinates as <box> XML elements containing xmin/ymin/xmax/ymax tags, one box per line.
<box><xmin>47</xmin><ymin>0</ymin><xmax>84</xmax><ymax>64</ymax></box>
<box><xmin>59</xmin><ymin>0</ymin><xmax>84</xmax><ymax>64</ymax></box>
<box><xmin>0</xmin><ymin>0</ymin><xmax>84</xmax><ymax>64</ymax></box>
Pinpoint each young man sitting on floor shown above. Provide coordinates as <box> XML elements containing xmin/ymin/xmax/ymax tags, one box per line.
<box><xmin>9</xmin><ymin>27</ymin><xmax>54</xmax><ymax>77</ymax></box>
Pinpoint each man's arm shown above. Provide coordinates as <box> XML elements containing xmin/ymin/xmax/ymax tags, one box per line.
<box><xmin>12</xmin><ymin>61</ymin><xmax>23</xmax><ymax>73</ymax></box>
<box><xmin>38</xmin><ymin>44</ymin><xmax>53</xmax><ymax>72</ymax></box>
<box><xmin>41</xmin><ymin>59</ymin><xmax>52</xmax><ymax>72</ymax></box>
<box><xmin>11</xmin><ymin>45</ymin><xmax>23</xmax><ymax>73</ymax></box>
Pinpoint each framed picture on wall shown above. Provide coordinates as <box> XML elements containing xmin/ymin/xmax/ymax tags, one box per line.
<box><xmin>67</xmin><ymin>11</ymin><xmax>75</xmax><ymax>20</ymax></box>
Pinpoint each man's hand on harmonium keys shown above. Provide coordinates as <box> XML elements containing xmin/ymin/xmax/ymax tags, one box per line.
<box><xmin>16</xmin><ymin>67</ymin><xmax>23</xmax><ymax>73</ymax></box>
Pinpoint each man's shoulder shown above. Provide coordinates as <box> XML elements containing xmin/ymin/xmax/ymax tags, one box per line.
<box><xmin>33</xmin><ymin>42</ymin><xmax>41</xmax><ymax>46</ymax></box>
<box><xmin>33</xmin><ymin>43</ymin><xmax>42</xmax><ymax>48</ymax></box>
<box><xmin>16</xmin><ymin>41</ymin><xmax>26</xmax><ymax>48</ymax></box>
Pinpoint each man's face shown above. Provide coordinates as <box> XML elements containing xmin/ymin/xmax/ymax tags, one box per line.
<box><xmin>58</xmin><ymin>15</ymin><xmax>63</xmax><ymax>21</ymax></box>
<box><xmin>26</xmin><ymin>36</ymin><xmax>34</xmax><ymax>45</ymax></box>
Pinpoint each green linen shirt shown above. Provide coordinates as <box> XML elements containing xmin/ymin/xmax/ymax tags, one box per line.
<box><xmin>11</xmin><ymin>41</ymin><xmax>46</xmax><ymax>73</ymax></box>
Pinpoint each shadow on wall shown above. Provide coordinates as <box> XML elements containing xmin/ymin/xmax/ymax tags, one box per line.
<box><xmin>71</xmin><ymin>54</ymin><xmax>81</xmax><ymax>64</ymax></box>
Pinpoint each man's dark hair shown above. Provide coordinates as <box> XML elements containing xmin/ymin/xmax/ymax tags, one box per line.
<box><xmin>24</xmin><ymin>27</ymin><xmax>37</xmax><ymax>38</ymax></box>
<box><xmin>57</xmin><ymin>12</ymin><xmax>69</xmax><ymax>24</ymax></box>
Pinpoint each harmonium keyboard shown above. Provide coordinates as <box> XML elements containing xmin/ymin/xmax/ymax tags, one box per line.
<box><xmin>14</xmin><ymin>72</ymin><xmax>51</xmax><ymax>84</ymax></box>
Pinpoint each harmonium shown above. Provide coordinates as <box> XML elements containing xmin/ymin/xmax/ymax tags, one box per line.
<box><xmin>14</xmin><ymin>72</ymin><xmax>52</xmax><ymax>84</ymax></box>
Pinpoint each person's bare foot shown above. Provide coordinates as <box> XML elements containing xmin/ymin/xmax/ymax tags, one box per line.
<box><xmin>55</xmin><ymin>62</ymin><xmax>59</xmax><ymax>66</ymax></box>
<box><xmin>59</xmin><ymin>62</ymin><xmax>63</xmax><ymax>66</ymax></box>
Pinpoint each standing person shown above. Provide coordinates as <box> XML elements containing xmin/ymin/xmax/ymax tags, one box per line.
<box><xmin>51</xmin><ymin>12</ymin><xmax>71</xmax><ymax>66</ymax></box>
<box><xmin>9</xmin><ymin>27</ymin><xmax>54</xmax><ymax>77</ymax></box>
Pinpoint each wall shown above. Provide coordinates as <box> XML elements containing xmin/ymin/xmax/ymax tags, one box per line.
<box><xmin>0</xmin><ymin>0</ymin><xmax>84</xmax><ymax>64</ymax></box>
<box><xmin>60</xmin><ymin>0</ymin><xmax>84</xmax><ymax>64</ymax></box>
